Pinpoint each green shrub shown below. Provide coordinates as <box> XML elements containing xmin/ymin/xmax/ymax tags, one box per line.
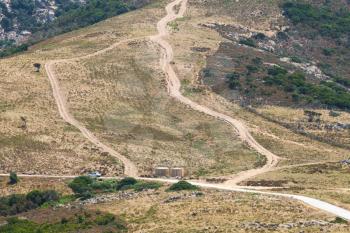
<box><xmin>239</xmin><ymin>38</ymin><xmax>256</xmax><ymax>47</ymax></box>
<box><xmin>0</xmin><ymin>190</ymin><xmax>59</xmax><ymax>216</ymax></box>
<box><xmin>8</xmin><ymin>172</ymin><xmax>18</xmax><ymax>185</ymax></box>
<box><xmin>246</xmin><ymin>65</ymin><xmax>259</xmax><ymax>73</ymax></box>
<box><xmin>202</xmin><ymin>68</ymin><xmax>212</xmax><ymax>77</ymax></box>
<box><xmin>0</xmin><ymin>214</ymin><xmax>127</xmax><ymax>232</ymax></box>
<box><xmin>226</xmin><ymin>72</ymin><xmax>241</xmax><ymax>90</ymax></box>
<box><xmin>329</xmin><ymin>110</ymin><xmax>341</xmax><ymax>117</ymax></box>
<box><xmin>323</xmin><ymin>48</ymin><xmax>335</xmax><ymax>56</ymax></box>
<box><xmin>334</xmin><ymin>76</ymin><xmax>350</xmax><ymax>88</ymax></box>
<box><xmin>331</xmin><ymin>217</ymin><xmax>348</xmax><ymax>224</ymax></box>
<box><xmin>167</xmin><ymin>181</ymin><xmax>199</xmax><ymax>192</ymax></box>
<box><xmin>252</xmin><ymin>57</ymin><xmax>262</xmax><ymax>65</ymax></box>
<box><xmin>90</xmin><ymin>179</ymin><xmax>117</xmax><ymax>192</ymax></box>
<box><xmin>283</xmin><ymin>2</ymin><xmax>350</xmax><ymax>38</ymax></box>
<box><xmin>95</xmin><ymin>213</ymin><xmax>115</xmax><ymax>225</ymax></box>
<box><xmin>267</xmin><ymin>66</ymin><xmax>288</xmax><ymax>76</ymax></box>
<box><xmin>68</xmin><ymin>176</ymin><xmax>94</xmax><ymax>196</ymax></box>
<box><xmin>116</xmin><ymin>177</ymin><xmax>137</xmax><ymax>190</ymax></box>
<box><xmin>26</xmin><ymin>190</ymin><xmax>59</xmax><ymax>206</ymax></box>
<box><xmin>264</xmin><ymin>66</ymin><xmax>350</xmax><ymax>109</ymax></box>
<box><xmin>0</xmin><ymin>44</ymin><xmax>28</xmax><ymax>58</ymax></box>
<box><xmin>290</xmin><ymin>56</ymin><xmax>302</xmax><ymax>63</ymax></box>
<box><xmin>253</xmin><ymin>33</ymin><xmax>266</xmax><ymax>40</ymax></box>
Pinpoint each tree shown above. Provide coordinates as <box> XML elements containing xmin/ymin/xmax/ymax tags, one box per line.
<box><xmin>68</xmin><ymin>176</ymin><xmax>93</xmax><ymax>196</ymax></box>
<box><xmin>8</xmin><ymin>172</ymin><xmax>18</xmax><ymax>185</ymax></box>
<box><xmin>1</xmin><ymin>18</ymin><xmax>12</xmax><ymax>32</ymax></box>
<box><xmin>33</xmin><ymin>63</ymin><xmax>41</xmax><ymax>72</ymax></box>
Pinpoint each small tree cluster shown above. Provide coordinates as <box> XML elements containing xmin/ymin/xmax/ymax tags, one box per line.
<box><xmin>0</xmin><ymin>190</ymin><xmax>59</xmax><ymax>216</ymax></box>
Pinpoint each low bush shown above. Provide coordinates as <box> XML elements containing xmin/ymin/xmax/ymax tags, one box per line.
<box><xmin>334</xmin><ymin>76</ymin><xmax>350</xmax><ymax>88</ymax></box>
<box><xmin>116</xmin><ymin>177</ymin><xmax>137</xmax><ymax>190</ymax></box>
<box><xmin>90</xmin><ymin>179</ymin><xmax>117</xmax><ymax>192</ymax></box>
<box><xmin>331</xmin><ymin>217</ymin><xmax>348</xmax><ymax>224</ymax></box>
<box><xmin>0</xmin><ymin>44</ymin><xmax>28</xmax><ymax>58</ymax></box>
<box><xmin>95</xmin><ymin>213</ymin><xmax>115</xmax><ymax>225</ymax></box>
<box><xmin>282</xmin><ymin>2</ymin><xmax>350</xmax><ymax>38</ymax></box>
<box><xmin>322</xmin><ymin>48</ymin><xmax>335</xmax><ymax>56</ymax></box>
<box><xmin>290</xmin><ymin>56</ymin><xmax>302</xmax><ymax>63</ymax></box>
<box><xmin>264</xmin><ymin>66</ymin><xmax>350</xmax><ymax>110</ymax></box>
<box><xmin>68</xmin><ymin>176</ymin><xmax>162</xmax><ymax>197</ymax></box>
<box><xmin>68</xmin><ymin>176</ymin><xmax>93</xmax><ymax>196</ymax></box>
<box><xmin>0</xmin><ymin>190</ymin><xmax>59</xmax><ymax>216</ymax></box>
<box><xmin>239</xmin><ymin>38</ymin><xmax>256</xmax><ymax>47</ymax></box>
<box><xmin>8</xmin><ymin>172</ymin><xmax>19</xmax><ymax>185</ymax></box>
<box><xmin>0</xmin><ymin>213</ymin><xmax>127</xmax><ymax>232</ymax></box>
<box><xmin>167</xmin><ymin>181</ymin><xmax>199</xmax><ymax>192</ymax></box>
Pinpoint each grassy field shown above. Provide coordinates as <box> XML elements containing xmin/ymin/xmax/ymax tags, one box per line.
<box><xmin>0</xmin><ymin>1</ymin><xmax>167</xmax><ymax>176</ymax></box>
<box><xmin>243</xmin><ymin>162</ymin><xmax>350</xmax><ymax>210</ymax></box>
<box><xmin>1</xmin><ymin>178</ymin><xmax>349</xmax><ymax>232</ymax></box>
<box><xmin>0</xmin><ymin>176</ymin><xmax>72</xmax><ymax>196</ymax></box>
<box><xmin>91</xmin><ymin>186</ymin><xmax>349</xmax><ymax>232</ymax></box>
<box><xmin>53</xmin><ymin>34</ymin><xmax>258</xmax><ymax>177</ymax></box>
<box><xmin>0</xmin><ymin>0</ymin><xmax>262</xmax><ymax>177</ymax></box>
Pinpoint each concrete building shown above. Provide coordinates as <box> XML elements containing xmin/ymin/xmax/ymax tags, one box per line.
<box><xmin>154</xmin><ymin>167</ymin><xmax>170</xmax><ymax>177</ymax></box>
<box><xmin>170</xmin><ymin>167</ymin><xmax>185</xmax><ymax>178</ymax></box>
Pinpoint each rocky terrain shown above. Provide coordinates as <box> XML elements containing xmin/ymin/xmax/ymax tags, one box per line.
<box><xmin>0</xmin><ymin>0</ymin><xmax>85</xmax><ymax>45</ymax></box>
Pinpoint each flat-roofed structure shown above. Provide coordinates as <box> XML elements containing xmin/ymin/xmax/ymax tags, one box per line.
<box><xmin>170</xmin><ymin>167</ymin><xmax>185</xmax><ymax>178</ymax></box>
<box><xmin>154</xmin><ymin>167</ymin><xmax>170</xmax><ymax>177</ymax></box>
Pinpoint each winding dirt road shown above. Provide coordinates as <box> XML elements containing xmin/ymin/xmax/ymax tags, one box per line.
<box><xmin>39</xmin><ymin>0</ymin><xmax>350</xmax><ymax>220</ymax></box>
<box><xmin>150</xmin><ymin>0</ymin><xmax>279</xmax><ymax>185</ymax></box>
<box><xmin>45</xmin><ymin>38</ymin><xmax>142</xmax><ymax>178</ymax></box>
<box><xmin>45</xmin><ymin>0</ymin><xmax>279</xmax><ymax>185</ymax></box>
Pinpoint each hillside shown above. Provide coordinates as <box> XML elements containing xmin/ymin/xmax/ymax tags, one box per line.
<box><xmin>0</xmin><ymin>0</ymin><xmax>85</xmax><ymax>44</ymax></box>
<box><xmin>0</xmin><ymin>0</ymin><xmax>349</xmax><ymax>231</ymax></box>
<box><xmin>0</xmin><ymin>0</ymin><xmax>152</xmax><ymax>57</ymax></box>
<box><xmin>0</xmin><ymin>177</ymin><xmax>349</xmax><ymax>232</ymax></box>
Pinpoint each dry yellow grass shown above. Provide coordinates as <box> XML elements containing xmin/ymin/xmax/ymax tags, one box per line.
<box><xmin>256</xmin><ymin>105</ymin><xmax>350</xmax><ymax>146</ymax></box>
<box><xmin>243</xmin><ymin>162</ymin><xmax>350</xmax><ymax>210</ymax></box>
<box><xmin>0</xmin><ymin>0</ymin><xmax>261</xmax><ymax>177</ymax></box>
<box><xmin>0</xmin><ymin>176</ymin><xmax>71</xmax><ymax>196</ymax></box>
<box><xmin>2</xmin><ymin>176</ymin><xmax>348</xmax><ymax>232</ymax></box>
<box><xmin>91</xmin><ymin>186</ymin><xmax>349</xmax><ymax>232</ymax></box>
<box><xmin>0</xmin><ymin>1</ymin><xmax>168</xmax><ymax>176</ymax></box>
<box><xmin>52</xmin><ymin>35</ymin><xmax>258</xmax><ymax>177</ymax></box>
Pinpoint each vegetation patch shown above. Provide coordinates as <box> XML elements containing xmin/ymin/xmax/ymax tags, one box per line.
<box><xmin>239</xmin><ymin>38</ymin><xmax>256</xmax><ymax>47</ymax></box>
<box><xmin>69</xmin><ymin>176</ymin><xmax>162</xmax><ymax>198</ymax></box>
<box><xmin>263</xmin><ymin>66</ymin><xmax>350</xmax><ymax>110</ymax></box>
<box><xmin>283</xmin><ymin>1</ymin><xmax>350</xmax><ymax>38</ymax></box>
<box><xmin>0</xmin><ymin>190</ymin><xmax>59</xmax><ymax>216</ymax></box>
<box><xmin>0</xmin><ymin>135</ymin><xmax>49</xmax><ymax>151</ymax></box>
<box><xmin>167</xmin><ymin>181</ymin><xmax>199</xmax><ymax>192</ymax></box>
<box><xmin>0</xmin><ymin>212</ymin><xmax>127</xmax><ymax>233</ymax></box>
<box><xmin>0</xmin><ymin>0</ymin><xmax>152</xmax><ymax>57</ymax></box>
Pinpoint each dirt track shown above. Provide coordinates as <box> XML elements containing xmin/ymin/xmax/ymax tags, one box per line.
<box><xmin>45</xmin><ymin>38</ymin><xmax>141</xmax><ymax>178</ymax></box>
<box><xmin>44</xmin><ymin>0</ymin><xmax>280</xmax><ymax>185</ymax></box>
<box><xmin>28</xmin><ymin>0</ymin><xmax>350</xmax><ymax>221</ymax></box>
<box><xmin>150</xmin><ymin>0</ymin><xmax>280</xmax><ymax>185</ymax></box>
